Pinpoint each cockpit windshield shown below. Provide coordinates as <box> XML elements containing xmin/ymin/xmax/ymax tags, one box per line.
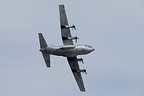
<box><xmin>85</xmin><ymin>45</ymin><xmax>92</xmax><ymax>48</ymax></box>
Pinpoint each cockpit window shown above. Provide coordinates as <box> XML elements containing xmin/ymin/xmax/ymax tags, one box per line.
<box><xmin>85</xmin><ymin>45</ymin><xmax>92</xmax><ymax>48</ymax></box>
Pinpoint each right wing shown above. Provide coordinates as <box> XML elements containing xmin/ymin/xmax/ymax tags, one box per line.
<box><xmin>67</xmin><ymin>57</ymin><xmax>85</xmax><ymax>92</ymax></box>
<box><xmin>59</xmin><ymin>5</ymin><xmax>74</xmax><ymax>45</ymax></box>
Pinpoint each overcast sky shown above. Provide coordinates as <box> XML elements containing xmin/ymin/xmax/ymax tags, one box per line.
<box><xmin>0</xmin><ymin>0</ymin><xmax>144</xmax><ymax>96</ymax></box>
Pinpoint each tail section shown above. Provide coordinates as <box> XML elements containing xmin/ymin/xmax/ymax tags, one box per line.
<box><xmin>39</xmin><ymin>33</ymin><xmax>47</xmax><ymax>48</ymax></box>
<box><xmin>38</xmin><ymin>33</ymin><xmax>50</xmax><ymax>67</ymax></box>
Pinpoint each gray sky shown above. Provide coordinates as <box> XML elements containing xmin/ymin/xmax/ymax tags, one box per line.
<box><xmin>0</xmin><ymin>0</ymin><xmax>144</xmax><ymax>96</ymax></box>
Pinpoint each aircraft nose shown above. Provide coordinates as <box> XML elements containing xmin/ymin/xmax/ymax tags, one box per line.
<box><xmin>83</xmin><ymin>45</ymin><xmax>95</xmax><ymax>53</ymax></box>
<box><xmin>86</xmin><ymin>48</ymin><xmax>95</xmax><ymax>53</ymax></box>
<box><xmin>92</xmin><ymin>48</ymin><xmax>95</xmax><ymax>51</ymax></box>
<box><xmin>90</xmin><ymin>48</ymin><xmax>95</xmax><ymax>52</ymax></box>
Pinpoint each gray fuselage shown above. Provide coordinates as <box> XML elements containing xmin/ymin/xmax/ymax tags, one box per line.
<box><xmin>40</xmin><ymin>45</ymin><xmax>94</xmax><ymax>57</ymax></box>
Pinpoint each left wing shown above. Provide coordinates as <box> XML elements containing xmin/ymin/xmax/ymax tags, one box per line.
<box><xmin>59</xmin><ymin>5</ymin><xmax>74</xmax><ymax>45</ymax></box>
<box><xmin>67</xmin><ymin>57</ymin><xmax>86</xmax><ymax>92</ymax></box>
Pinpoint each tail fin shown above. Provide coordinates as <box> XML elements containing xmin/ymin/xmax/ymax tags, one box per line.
<box><xmin>38</xmin><ymin>33</ymin><xmax>47</xmax><ymax>48</ymax></box>
<box><xmin>38</xmin><ymin>33</ymin><xmax>50</xmax><ymax>67</ymax></box>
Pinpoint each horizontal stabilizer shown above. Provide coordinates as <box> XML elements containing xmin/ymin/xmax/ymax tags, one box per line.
<box><xmin>38</xmin><ymin>33</ymin><xmax>50</xmax><ymax>67</ymax></box>
<box><xmin>38</xmin><ymin>33</ymin><xmax>47</xmax><ymax>48</ymax></box>
<box><xmin>41</xmin><ymin>52</ymin><xmax>50</xmax><ymax>67</ymax></box>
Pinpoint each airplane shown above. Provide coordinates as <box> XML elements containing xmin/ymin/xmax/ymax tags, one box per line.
<box><xmin>38</xmin><ymin>5</ymin><xmax>94</xmax><ymax>92</ymax></box>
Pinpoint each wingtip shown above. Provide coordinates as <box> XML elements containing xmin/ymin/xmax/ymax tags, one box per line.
<box><xmin>38</xmin><ymin>33</ymin><xmax>42</xmax><ymax>36</ymax></box>
<box><xmin>80</xmin><ymin>87</ymin><xmax>86</xmax><ymax>92</ymax></box>
<box><xmin>81</xmin><ymin>89</ymin><xmax>86</xmax><ymax>92</ymax></box>
<box><xmin>59</xmin><ymin>4</ymin><xmax>64</xmax><ymax>6</ymax></box>
<box><xmin>45</xmin><ymin>63</ymin><xmax>51</xmax><ymax>68</ymax></box>
<box><xmin>59</xmin><ymin>4</ymin><xmax>64</xmax><ymax>8</ymax></box>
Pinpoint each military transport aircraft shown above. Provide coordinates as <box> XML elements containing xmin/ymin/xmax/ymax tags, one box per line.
<box><xmin>38</xmin><ymin>5</ymin><xmax>94</xmax><ymax>92</ymax></box>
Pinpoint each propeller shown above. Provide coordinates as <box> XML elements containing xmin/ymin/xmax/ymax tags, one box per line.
<box><xmin>81</xmin><ymin>69</ymin><xmax>87</xmax><ymax>74</ymax></box>
<box><xmin>71</xmin><ymin>25</ymin><xmax>76</xmax><ymax>30</ymax></box>
<box><xmin>74</xmin><ymin>36</ymin><xmax>79</xmax><ymax>43</ymax></box>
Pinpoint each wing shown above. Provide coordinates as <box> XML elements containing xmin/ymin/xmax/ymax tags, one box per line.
<box><xmin>67</xmin><ymin>57</ymin><xmax>85</xmax><ymax>92</ymax></box>
<box><xmin>59</xmin><ymin>5</ymin><xmax>74</xmax><ymax>45</ymax></box>
<box><xmin>59</xmin><ymin>5</ymin><xmax>85</xmax><ymax>91</ymax></box>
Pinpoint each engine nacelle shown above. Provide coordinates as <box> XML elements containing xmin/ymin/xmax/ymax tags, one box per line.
<box><xmin>68</xmin><ymin>58</ymin><xmax>84</xmax><ymax>63</ymax></box>
<box><xmin>72</xmin><ymin>68</ymin><xmax>87</xmax><ymax>74</ymax></box>
<box><xmin>62</xmin><ymin>36</ymin><xmax>79</xmax><ymax>43</ymax></box>
<box><xmin>61</xmin><ymin>25</ymin><xmax>76</xmax><ymax>30</ymax></box>
<box><xmin>77</xmin><ymin>69</ymin><xmax>87</xmax><ymax>74</ymax></box>
<box><xmin>77</xmin><ymin>58</ymin><xmax>84</xmax><ymax>63</ymax></box>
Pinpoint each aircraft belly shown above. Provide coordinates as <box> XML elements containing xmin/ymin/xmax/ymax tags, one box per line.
<box><xmin>52</xmin><ymin>49</ymin><xmax>76</xmax><ymax>57</ymax></box>
<box><xmin>54</xmin><ymin>48</ymin><xmax>87</xmax><ymax>57</ymax></box>
<box><xmin>47</xmin><ymin>47</ymin><xmax>88</xmax><ymax>57</ymax></box>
